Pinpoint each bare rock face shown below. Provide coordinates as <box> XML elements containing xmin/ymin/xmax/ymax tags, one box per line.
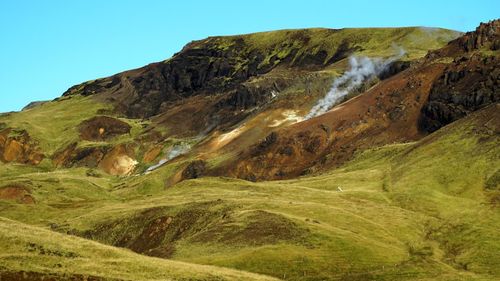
<box><xmin>52</xmin><ymin>142</ymin><xmax>137</xmax><ymax>176</ymax></box>
<box><xmin>61</xmin><ymin>29</ymin><xmax>358</xmax><ymax>120</ymax></box>
<box><xmin>181</xmin><ymin>160</ymin><xmax>207</xmax><ymax>180</ymax></box>
<box><xmin>420</xmin><ymin>55</ymin><xmax>499</xmax><ymax>133</ymax></box>
<box><xmin>457</xmin><ymin>19</ymin><xmax>500</xmax><ymax>52</ymax></box>
<box><xmin>0</xmin><ymin>128</ymin><xmax>44</xmax><ymax>165</ymax></box>
<box><xmin>78</xmin><ymin>116</ymin><xmax>131</xmax><ymax>141</ymax></box>
<box><xmin>419</xmin><ymin>20</ymin><xmax>500</xmax><ymax>133</ymax></box>
<box><xmin>52</xmin><ymin>142</ymin><xmax>110</xmax><ymax>168</ymax></box>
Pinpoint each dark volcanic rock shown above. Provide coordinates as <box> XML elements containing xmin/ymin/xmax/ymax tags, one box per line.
<box><xmin>61</xmin><ymin>29</ymin><xmax>354</xmax><ymax>119</ymax></box>
<box><xmin>457</xmin><ymin>20</ymin><xmax>500</xmax><ymax>52</ymax></box>
<box><xmin>420</xmin><ymin>54</ymin><xmax>499</xmax><ymax>133</ymax></box>
<box><xmin>181</xmin><ymin>160</ymin><xmax>207</xmax><ymax>180</ymax></box>
<box><xmin>378</xmin><ymin>61</ymin><xmax>411</xmax><ymax>80</ymax></box>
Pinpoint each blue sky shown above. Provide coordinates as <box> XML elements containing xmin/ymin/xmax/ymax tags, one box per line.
<box><xmin>0</xmin><ymin>0</ymin><xmax>498</xmax><ymax>112</ymax></box>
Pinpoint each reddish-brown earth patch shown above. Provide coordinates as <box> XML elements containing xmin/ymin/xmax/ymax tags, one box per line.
<box><xmin>52</xmin><ymin>142</ymin><xmax>137</xmax><ymax>176</ymax></box>
<box><xmin>98</xmin><ymin>143</ymin><xmax>137</xmax><ymax>175</ymax></box>
<box><xmin>0</xmin><ymin>128</ymin><xmax>44</xmax><ymax>165</ymax></box>
<box><xmin>52</xmin><ymin>142</ymin><xmax>110</xmax><ymax>168</ymax></box>
<box><xmin>0</xmin><ymin>184</ymin><xmax>35</xmax><ymax>204</ymax></box>
<box><xmin>142</xmin><ymin>144</ymin><xmax>163</xmax><ymax>163</ymax></box>
<box><xmin>78</xmin><ymin>116</ymin><xmax>131</xmax><ymax>141</ymax></box>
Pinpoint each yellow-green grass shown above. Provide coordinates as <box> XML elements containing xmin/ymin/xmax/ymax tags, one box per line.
<box><xmin>0</xmin><ymin>95</ymin><xmax>151</xmax><ymax>160</ymax></box>
<box><xmin>0</xmin><ymin>217</ymin><xmax>279</xmax><ymax>281</ymax></box>
<box><xmin>0</xmin><ymin>95</ymin><xmax>109</xmax><ymax>155</ymax></box>
<box><xmin>207</xmin><ymin>27</ymin><xmax>461</xmax><ymax>65</ymax></box>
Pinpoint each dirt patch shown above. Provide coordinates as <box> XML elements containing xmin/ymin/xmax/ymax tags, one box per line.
<box><xmin>0</xmin><ymin>128</ymin><xmax>44</xmax><ymax>165</ymax></box>
<box><xmin>52</xmin><ymin>142</ymin><xmax>110</xmax><ymax>168</ymax></box>
<box><xmin>52</xmin><ymin>142</ymin><xmax>137</xmax><ymax>176</ymax></box>
<box><xmin>98</xmin><ymin>144</ymin><xmax>137</xmax><ymax>175</ymax></box>
<box><xmin>78</xmin><ymin>116</ymin><xmax>131</xmax><ymax>141</ymax></box>
<box><xmin>143</xmin><ymin>145</ymin><xmax>163</xmax><ymax>163</ymax></box>
<box><xmin>0</xmin><ymin>184</ymin><xmax>35</xmax><ymax>204</ymax></box>
<box><xmin>80</xmin><ymin>200</ymin><xmax>232</xmax><ymax>259</ymax></box>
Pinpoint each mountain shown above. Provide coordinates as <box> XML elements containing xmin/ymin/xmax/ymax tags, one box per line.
<box><xmin>0</xmin><ymin>21</ymin><xmax>498</xmax><ymax>281</ymax></box>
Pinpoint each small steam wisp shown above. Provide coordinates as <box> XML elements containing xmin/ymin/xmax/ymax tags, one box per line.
<box><xmin>144</xmin><ymin>143</ymin><xmax>191</xmax><ymax>174</ymax></box>
<box><xmin>305</xmin><ymin>49</ymin><xmax>405</xmax><ymax>119</ymax></box>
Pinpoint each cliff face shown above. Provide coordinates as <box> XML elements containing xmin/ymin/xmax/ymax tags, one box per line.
<box><xmin>420</xmin><ymin>20</ymin><xmax>500</xmax><ymax>132</ymax></box>
<box><xmin>457</xmin><ymin>20</ymin><xmax>500</xmax><ymax>52</ymax></box>
<box><xmin>420</xmin><ymin>54</ymin><xmax>499</xmax><ymax>132</ymax></box>
<box><xmin>62</xmin><ymin>29</ymin><xmax>353</xmax><ymax>119</ymax></box>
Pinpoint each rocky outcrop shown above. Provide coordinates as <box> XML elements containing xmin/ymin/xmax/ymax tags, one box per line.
<box><xmin>79</xmin><ymin>116</ymin><xmax>131</xmax><ymax>141</ymax></box>
<box><xmin>52</xmin><ymin>142</ymin><xmax>110</xmax><ymax>168</ymax></box>
<box><xmin>0</xmin><ymin>128</ymin><xmax>44</xmax><ymax>165</ymax></box>
<box><xmin>420</xmin><ymin>54</ymin><xmax>499</xmax><ymax>132</ymax></box>
<box><xmin>52</xmin><ymin>142</ymin><xmax>137</xmax><ymax>175</ymax></box>
<box><xmin>60</xmin><ymin>29</ymin><xmax>378</xmax><ymax>119</ymax></box>
<box><xmin>457</xmin><ymin>20</ymin><xmax>500</xmax><ymax>52</ymax></box>
<box><xmin>181</xmin><ymin>160</ymin><xmax>207</xmax><ymax>180</ymax></box>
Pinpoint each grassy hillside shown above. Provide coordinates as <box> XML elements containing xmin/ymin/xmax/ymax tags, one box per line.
<box><xmin>0</xmin><ymin>217</ymin><xmax>278</xmax><ymax>281</ymax></box>
<box><xmin>207</xmin><ymin>27</ymin><xmax>461</xmax><ymax>64</ymax></box>
<box><xmin>1</xmin><ymin>105</ymin><xmax>498</xmax><ymax>280</ymax></box>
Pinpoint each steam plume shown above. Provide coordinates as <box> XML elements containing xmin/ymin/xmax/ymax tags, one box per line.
<box><xmin>305</xmin><ymin>48</ymin><xmax>405</xmax><ymax>119</ymax></box>
<box><xmin>144</xmin><ymin>143</ymin><xmax>191</xmax><ymax>174</ymax></box>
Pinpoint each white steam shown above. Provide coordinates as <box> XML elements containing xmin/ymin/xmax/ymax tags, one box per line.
<box><xmin>144</xmin><ymin>143</ymin><xmax>191</xmax><ymax>174</ymax></box>
<box><xmin>305</xmin><ymin>49</ymin><xmax>405</xmax><ymax>119</ymax></box>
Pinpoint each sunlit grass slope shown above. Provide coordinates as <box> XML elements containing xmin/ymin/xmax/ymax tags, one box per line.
<box><xmin>0</xmin><ymin>217</ymin><xmax>279</xmax><ymax>281</ymax></box>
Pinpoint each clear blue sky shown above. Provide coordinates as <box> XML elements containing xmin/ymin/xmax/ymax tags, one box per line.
<box><xmin>0</xmin><ymin>0</ymin><xmax>498</xmax><ymax>112</ymax></box>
